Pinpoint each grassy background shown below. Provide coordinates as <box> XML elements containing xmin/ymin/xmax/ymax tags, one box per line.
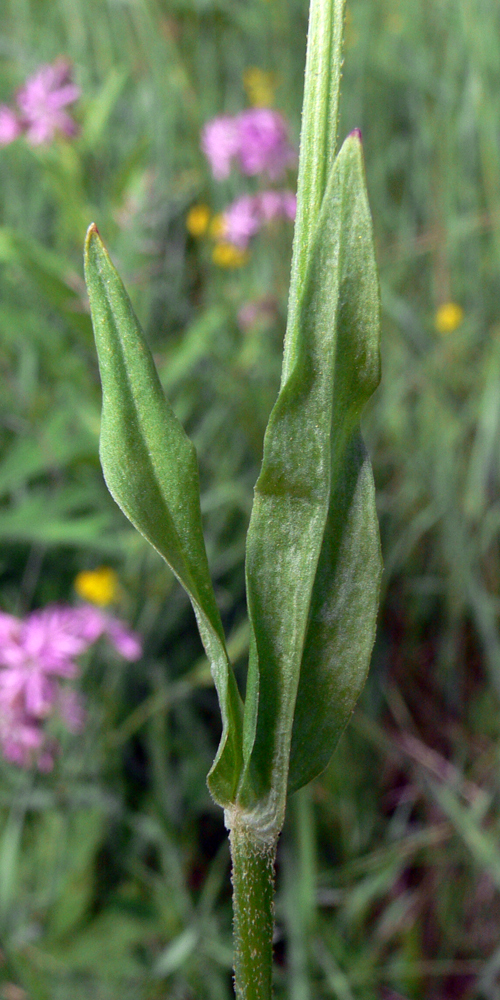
<box><xmin>1</xmin><ymin>0</ymin><xmax>500</xmax><ymax>997</ymax></box>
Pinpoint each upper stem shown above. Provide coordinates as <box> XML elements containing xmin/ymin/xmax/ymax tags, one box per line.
<box><xmin>283</xmin><ymin>0</ymin><xmax>346</xmax><ymax>384</ymax></box>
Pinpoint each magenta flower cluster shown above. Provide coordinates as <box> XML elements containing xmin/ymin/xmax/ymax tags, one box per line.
<box><xmin>223</xmin><ymin>190</ymin><xmax>297</xmax><ymax>249</ymax></box>
<box><xmin>0</xmin><ymin>603</ymin><xmax>141</xmax><ymax>771</ymax></box>
<box><xmin>0</xmin><ymin>58</ymin><xmax>80</xmax><ymax>148</ymax></box>
<box><xmin>201</xmin><ymin>108</ymin><xmax>297</xmax><ymax>251</ymax></box>
<box><xmin>201</xmin><ymin>109</ymin><xmax>296</xmax><ymax>181</ymax></box>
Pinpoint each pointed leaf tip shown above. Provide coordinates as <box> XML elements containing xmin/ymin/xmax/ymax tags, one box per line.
<box><xmin>84</xmin><ymin>222</ymin><xmax>99</xmax><ymax>252</ymax></box>
<box><xmin>83</xmin><ymin>225</ymin><xmax>243</xmax><ymax>806</ymax></box>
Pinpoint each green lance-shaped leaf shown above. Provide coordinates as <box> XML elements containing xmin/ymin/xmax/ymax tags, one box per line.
<box><xmin>84</xmin><ymin>225</ymin><xmax>243</xmax><ymax>805</ymax></box>
<box><xmin>237</xmin><ymin>134</ymin><xmax>382</xmax><ymax>837</ymax></box>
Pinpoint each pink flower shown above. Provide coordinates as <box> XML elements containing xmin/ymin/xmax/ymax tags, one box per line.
<box><xmin>0</xmin><ymin>705</ymin><xmax>47</xmax><ymax>769</ymax></box>
<box><xmin>222</xmin><ymin>194</ymin><xmax>262</xmax><ymax>248</ymax></box>
<box><xmin>202</xmin><ymin>108</ymin><xmax>296</xmax><ymax>180</ymax></box>
<box><xmin>256</xmin><ymin>189</ymin><xmax>296</xmax><ymax>222</ymax></box>
<box><xmin>201</xmin><ymin>114</ymin><xmax>241</xmax><ymax>180</ymax></box>
<box><xmin>105</xmin><ymin>619</ymin><xmax>143</xmax><ymax>660</ymax></box>
<box><xmin>236</xmin><ymin>109</ymin><xmax>296</xmax><ymax>179</ymax></box>
<box><xmin>0</xmin><ymin>105</ymin><xmax>21</xmax><ymax>145</ymax></box>
<box><xmin>255</xmin><ymin>190</ymin><xmax>284</xmax><ymax>221</ymax></box>
<box><xmin>16</xmin><ymin>58</ymin><xmax>80</xmax><ymax>146</ymax></box>
<box><xmin>221</xmin><ymin>189</ymin><xmax>297</xmax><ymax>249</ymax></box>
<box><xmin>0</xmin><ymin>603</ymin><xmax>141</xmax><ymax>770</ymax></box>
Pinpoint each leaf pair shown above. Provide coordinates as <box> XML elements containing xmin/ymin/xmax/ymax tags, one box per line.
<box><xmin>84</xmin><ymin>132</ymin><xmax>381</xmax><ymax>833</ymax></box>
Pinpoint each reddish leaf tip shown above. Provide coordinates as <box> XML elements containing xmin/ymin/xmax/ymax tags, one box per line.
<box><xmin>84</xmin><ymin>222</ymin><xmax>101</xmax><ymax>253</ymax></box>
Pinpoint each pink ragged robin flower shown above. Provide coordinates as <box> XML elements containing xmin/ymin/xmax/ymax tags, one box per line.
<box><xmin>236</xmin><ymin>109</ymin><xmax>296</xmax><ymax>178</ymax></box>
<box><xmin>0</xmin><ymin>105</ymin><xmax>21</xmax><ymax>145</ymax></box>
<box><xmin>222</xmin><ymin>189</ymin><xmax>297</xmax><ymax>249</ymax></box>
<box><xmin>200</xmin><ymin>114</ymin><xmax>241</xmax><ymax>180</ymax></box>
<box><xmin>0</xmin><ymin>603</ymin><xmax>141</xmax><ymax>771</ymax></box>
<box><xmin>222</xmin><ymin>195</ymin><xmax>262</xmax><ymax>248</ymax></box>
<box><xmin>201</xmin><ymin>108</ymin><xmax>296</xmax><ymax>181</ymax></box>
<box><xmin>16</xmin><ymin>58</ymin><xmax>80</xmax><ymax>145</ymax></box>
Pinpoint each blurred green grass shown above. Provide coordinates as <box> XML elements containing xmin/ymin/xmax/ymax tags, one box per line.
<box><xmin>1</xmin><ymin>0</ymin><xmax>500</xmax><ymax>997</ymax></box>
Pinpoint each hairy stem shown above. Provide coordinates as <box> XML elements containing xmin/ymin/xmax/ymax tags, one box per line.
<box><xmin>229</xmin><ymin>819</ymin><xmax>277</xmax><ymax>1000</ymax></box>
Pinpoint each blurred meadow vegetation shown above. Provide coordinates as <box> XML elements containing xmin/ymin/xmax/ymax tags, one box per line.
<box><xmin>1</xmin><ymin>0</ymin><xmax>500</xmax><ymax>997</ymax></box>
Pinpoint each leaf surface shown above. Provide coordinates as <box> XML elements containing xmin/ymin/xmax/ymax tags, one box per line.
<box><xmin>239</xmin><ymin>135</ymin><xmax>382</xmax><ymax>832</ymax></box>
<box><xmin>84</xmin><ymin>226</ymin><xmax>242</xmax><ymax>805</ymax></box>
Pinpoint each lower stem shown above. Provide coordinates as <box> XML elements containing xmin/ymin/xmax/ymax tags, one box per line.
<box><xmin>229</xmin><ymin>818</ymin><xmax>277</xmax><ymax>1000</ymax></box>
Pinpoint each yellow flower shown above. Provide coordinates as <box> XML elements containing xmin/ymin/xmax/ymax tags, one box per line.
<box><xmin>243</xmin><ymin>67</ymin><xmax>275</xmax><ymax>108</ymax></box>
<box><xmin>209</xmin><ymin>213</ymin><xmax>227</xmax><ymax>239</ymax></box>
<box><xmin>74</xmin><ymin>566</ymin><xmax>118</xmax><ymax>607</ymax></box>
<box><xmin>186</xmin><ymin>204</ymin><xmax>211</xmax><ymax>237</ymax></box>
<box><xmin>212</xmin><ymin>242</ymin><xmax>248</xmax><ymax>268</ymax></box>
<box><xmin>435</xmin><ymin>302</ymin><xmax>464</xmax><ymax>335</ymax></box>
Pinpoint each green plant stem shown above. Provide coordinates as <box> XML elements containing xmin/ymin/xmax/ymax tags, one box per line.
<box><xmin>284</xmin><ymin>0</ymin><xmax>346</xmax><ymax>383</ymax></box>
<box><xmin>229</xmin><ymin>818</ymin><xmax>277</xmax><ymax>1000</ymax></box>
